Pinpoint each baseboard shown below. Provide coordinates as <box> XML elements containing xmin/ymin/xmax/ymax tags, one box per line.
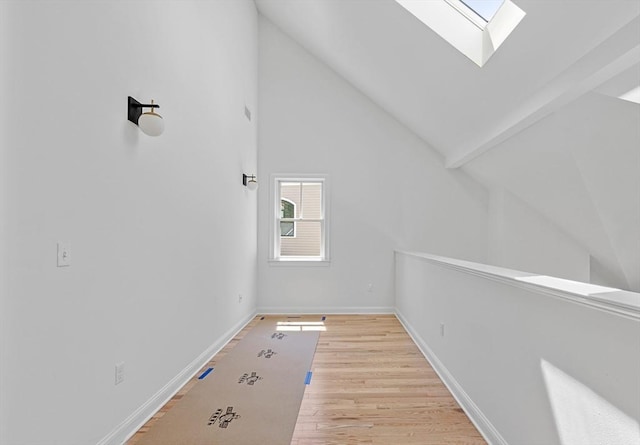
<box><xmin>96</xmin><ymin>310</ymin><xmax>257</xmax><ymax>445</ymax></box>
<box><xmin>395</xmin><ymin>309</ymin><xmax>508</xmax><ymax>445</ymax></box>
<box><xmin>257</xmin><ymin>306</ymin><xmax>394</xmax><ymax>314</ymax></box>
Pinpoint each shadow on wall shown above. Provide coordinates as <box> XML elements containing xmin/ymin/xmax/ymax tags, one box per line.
<box><xmin>541</xmin><ymin>359</ymin><xmax>640</xmax><ymax>445</ymax></box>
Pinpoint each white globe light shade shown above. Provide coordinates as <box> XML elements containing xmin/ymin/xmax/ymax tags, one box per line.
<box><xmin>247</xmin><ymin>179</ymin><xmax>258</xmax><ymax>191</ymax></box>
<box><xmin>138</xmin><ymin>111</ymin><xmax>164</xmax><ymax>136</ymax></box>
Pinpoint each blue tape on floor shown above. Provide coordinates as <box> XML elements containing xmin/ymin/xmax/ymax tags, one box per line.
<box><xmin>305</xmin><ymin>371</ymin><xmax>313</xmax><ymax>385</ymax></box>
<box><xmin>198</xmin><ymin>368</ymin><xmax>214</xmax><ymax>380</ymax></box>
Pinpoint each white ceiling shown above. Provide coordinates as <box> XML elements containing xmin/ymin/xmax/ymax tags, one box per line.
<box><xmin>254</xmin><ymin>0</ymin><xmax>639</xmax><ymax>167</ymax></box>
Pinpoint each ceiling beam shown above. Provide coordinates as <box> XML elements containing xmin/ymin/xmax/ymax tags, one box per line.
<box><xmin>445</xmin><ymin>17</ymin><xmax>640</xmax><ymax>169</ymax></box>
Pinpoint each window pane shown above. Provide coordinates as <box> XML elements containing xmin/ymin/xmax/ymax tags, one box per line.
<box><xmin>301</xmin><ymin>182</ymin><xmax>322</xmax><ymax>219</ymax></box>
<box><xmin>280</xmin><ymin>221</ymin><xmax>322</xmax><ymax>257</ymax></box>
<box><xmin>280</xmin><ymin>182</ymin><xmax>301</xmax><ymax>218</ymax></box>
<box><xmin>459</xmin><ymin>0</ymin><xmax>504</xmax><ymax>22</ymax></box>
<box><xmin>281</xmin><ymin>199</ymin><xmax>295</xmax><ymax>218</ymax></box>
<box><xmin>280</xmin><ymin>221</ymin><xmax>295</xmax><ymax>237</ymax></box>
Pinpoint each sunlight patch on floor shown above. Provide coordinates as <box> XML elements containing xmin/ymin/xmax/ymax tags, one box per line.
<box><xmin>277</xmin><ymin>321</ymin><xmax>327</xmax><ymax>331</ymax></box>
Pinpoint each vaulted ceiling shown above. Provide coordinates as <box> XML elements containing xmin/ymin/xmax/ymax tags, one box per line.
<box><xmin>255</xmin><ymin>0</ymin><xmax>640</xmax><ymax>291</ymax></box>
<box><xmin>255</xmin><ymin>0</ymin><xmax>639</xmax><ymax>166</ymax></box>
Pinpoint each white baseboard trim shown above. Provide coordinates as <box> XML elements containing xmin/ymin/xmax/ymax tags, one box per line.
<box><xmin>395</xmin><ymin>309</ymin><xmax>507</xmax><ymax>445</ymax></box>
<box><xmin>257</xmin><ymin>306</ymin><xmax>395</xmax><ymax>314</ymax></box>
<box><xmin>96</xmin><ymin>311</ymin><xmax>257</xmax><ymax>445</ymax></box>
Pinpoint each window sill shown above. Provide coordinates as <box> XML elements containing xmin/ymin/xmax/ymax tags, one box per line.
<box><xmin>268</xmin><ymin>258</ymin><xmax>331</xmax><ymax>267</ymax></box>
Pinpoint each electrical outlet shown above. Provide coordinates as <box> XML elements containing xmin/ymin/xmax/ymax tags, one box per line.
<box><xmin>440</xmin><ymin>323</ymin><xmax>445</xmax><ymax>337</ymax></box>
<box><xmin>57</xmin><ymin>241</ymin><xmax>71</xmax><ymax>267</ymax></box>
<box><xmin>115</xmin><ymin>362</ymin><xmax>125</xmax><ymax>385</ymax></box>
<box><xmin>238</xmin><ymin>294</ymin><xmax>243</xmax><ymax>303</ymax></box>
<box><xmin>367</xmin><ymin>283</ymin><xmax>373</xmax><ymax>292</ymax></box>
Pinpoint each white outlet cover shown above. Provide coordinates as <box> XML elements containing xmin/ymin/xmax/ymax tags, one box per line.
<box><xmin>57</xmin><ymin>242</ymin><xmax>71</xmax><ymax>267</ymax></box>
<box><xmin>115</xmin><ymin>362</ymin><xmax>125</xmax><ymax>385</ymax></box>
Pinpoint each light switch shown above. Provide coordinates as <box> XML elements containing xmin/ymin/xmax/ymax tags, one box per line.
<box><xmin>57</xmin><ymin>242</ymin><xmax>71</xmax><ymax>267</ymax></box>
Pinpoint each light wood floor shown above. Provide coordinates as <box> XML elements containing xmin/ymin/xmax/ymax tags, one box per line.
<box><xmin>128</xmin><ymin>314</ymin><xmax>486</xmax><ymax>445</ymax></box>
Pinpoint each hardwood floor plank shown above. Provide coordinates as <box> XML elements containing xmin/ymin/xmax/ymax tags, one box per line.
<box><xmin>290</xmin><ymin>315</ymin><xmax>485</xmax><ymax>444</ymax></box>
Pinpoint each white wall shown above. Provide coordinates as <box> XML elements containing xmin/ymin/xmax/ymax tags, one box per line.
<box><xmin>465</xmin><ymin>92</ymin><xmax>640</xmax><ymax>292</ymax></box>
<box><xmin>488</xmin><ymin>188</ymin><xmax>590</xmax><ymax>282</ymax></box>
<box><xmin>396</xmin><ymin>252</ymin><xmax>640</xmax><ymax>445</ymax></box>
<box><xmin>257</xmin><ymin>17</ymin><xmax>489</xmax><ymax>312</ymax></box>
<box><xmin>0</xmin><ymin>2</ymin><xmax>258</xmax><ymax>444</ymax></box>
<box><xmin>559</xmin><ymin>93</ymin><xmax>640</xmax><ymax>291</ymax></box>
<box><xmin>0</xmin><ymin>5</ymin><xmax>8</xmax><ymax>441</ymax></box>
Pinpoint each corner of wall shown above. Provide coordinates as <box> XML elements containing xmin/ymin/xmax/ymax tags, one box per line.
<box><xmin>486</xmin><ymin>187</ymin><xmax>590</xmax><ymax>282</ymax></box>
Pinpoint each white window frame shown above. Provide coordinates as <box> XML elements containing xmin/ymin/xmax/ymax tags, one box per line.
<box><xmin>269</xmin><ymin>174</ymin><xmax>330</xmax><ymax>264</ymax></box>
<box><xmin>395</xmin><ymin>0</ymin><xmax>525</xmax><ymax>67</ymax></box>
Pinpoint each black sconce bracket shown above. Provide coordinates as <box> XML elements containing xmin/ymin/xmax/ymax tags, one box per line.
<box><xmin>128</xmin><ymin>96</ymin><xmax>160</xmax><ymax>125</ymax></box>
<box><xmin>242</xmin><ymin>174</ymin><xmax>255</xmax><ymax>186</ymax></box>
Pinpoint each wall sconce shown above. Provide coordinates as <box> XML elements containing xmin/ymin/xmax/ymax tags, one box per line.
<box><xmin>128</xmin><ymin>96</ymin><xmax>164</xmax><ymax>136</ymax></box>
<box><xmin>242</xmin><ymin>174</ymin><xmax>258</xmax><ymax>191</ymax></box>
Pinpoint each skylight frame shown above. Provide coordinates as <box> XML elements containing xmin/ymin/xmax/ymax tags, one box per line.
<box><xmin>395</xmin><ymin>0</ymin><xmax>526</xmax><ymax>67</ymax></box>
<box><xmin>445</xmin><ymin>0</ymin><xmax>492</xmax><ymax>29</ymax></box>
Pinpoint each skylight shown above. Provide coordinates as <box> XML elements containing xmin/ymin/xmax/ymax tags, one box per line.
<box><xmin>460</xmin><ymin>0</ymin><xmax>505</xmax><ymax>22</ymax></box>
<box><xmin>395</xmin><ymin>0</ymin><xmax>525</xmax><ymax>67</ymax></box>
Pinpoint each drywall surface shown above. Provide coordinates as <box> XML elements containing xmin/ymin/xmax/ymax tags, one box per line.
<box><xmin>465</xmin><ymin>92</ymin><xmax>640</xmax><ymax>292</ymax></box>
<box><xmin>0</xmin><ymin>1</ymin><xmax>258</xmax><ymax>444</ymax></box>
<box><xmin>560</xmin><ymin>93</ymin><xmax>640</xmax><ymax>291</ymax></box>
<box><xmin>488</xmin><ymin>188</ymin><xmax>590</xmax><ymax>282</ymax></box>
<box><xmin>257</xmin><ymin>16</ymin><xmax>489</xmax><ymax>312</ymax></box>
<box><xmin>396</xmin><ymin>251</ymin><xmax>640</xmax><ymax>445</ymax></box>
<box><xmin>0</xmin><ymin>3</ymin><xmax>8</xmax><ymax>440</ymax></box>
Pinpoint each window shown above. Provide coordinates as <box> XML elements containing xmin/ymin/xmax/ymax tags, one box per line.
<box><xmin>280</xmin><ymin>199</ymin><xmax>296</xmax><ymax>237</ymax></box>
<box><xmin>271</xmin><ymin>175</ymin><xmax>329</xmax><ymax>262</ymax></box>
<box><xmin>457</xmin><ymin>0</ymin><xmax>504</xmax><ymax>25</ymax></box>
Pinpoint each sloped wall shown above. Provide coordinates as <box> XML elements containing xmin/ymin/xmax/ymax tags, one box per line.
<box><xmin>560</xmin><ymin>94</ymin><xmax>640</xmax><ymax>291</ymax></box>
<box><xmin>0</xmin><ymin>2</ymin><xmax>258</xmax><ymax>444</ymax></box>
<box><xmin>488</xmin><ymin>188</ymin><xmax>590</xmax><ymax>282</ymax></box>
<box><xmin>465</xmin><ymin>92</ymin><xmax>640</xmax><ymax>292</ymax></box>
<box><xmin>257</xmin><ymin>17</ymin><xmax>489</xmax><ymax>312</ymax></box>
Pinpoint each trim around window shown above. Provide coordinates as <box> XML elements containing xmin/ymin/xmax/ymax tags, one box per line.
<box><xmin>269</xmin><ymin>174</ymin><xmax>330</xmax><ymax>263</ymax></box>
